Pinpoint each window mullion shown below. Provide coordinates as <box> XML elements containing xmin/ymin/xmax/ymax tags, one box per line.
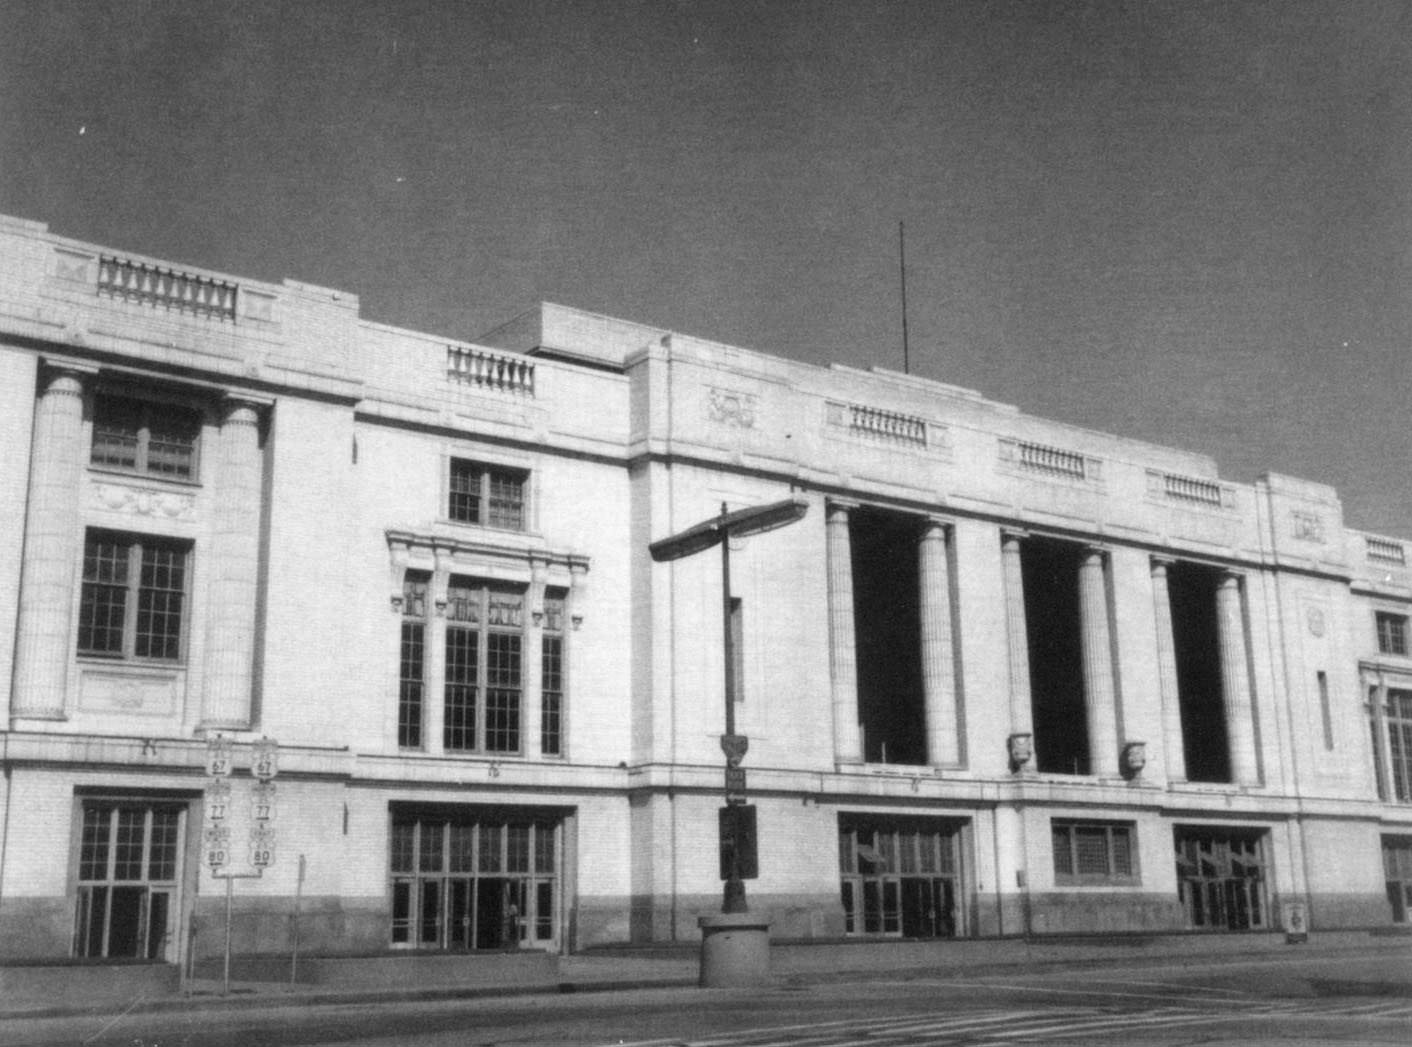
<box><xmin>123</xmin><ymin>541</ymin><xmax>141</xmax><ymax>658</ymax></box>
<box><xmin>477</xmin><ymin>589</ymin><xmax>489</xmax><ymax>752</ymax></box>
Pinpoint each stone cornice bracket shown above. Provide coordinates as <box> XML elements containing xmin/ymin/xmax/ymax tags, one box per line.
<box><xmin>530</xmin><ymin>554</ymin><xmax>550</xmax><ymax>625</ymax></box>
<box><xmin>388</xmin><ymin>539</ymin><xmax>411</xmax><ymax>613</ymax></box>
<box><xmin>431</xmin><ymin>542</ymin><xmax>456</xmax><ymax>617</ymax></box>
<box><xmin>569</xmin><ymin>558</ymin><xmax>589</xmax><ymax>629</ymax></box>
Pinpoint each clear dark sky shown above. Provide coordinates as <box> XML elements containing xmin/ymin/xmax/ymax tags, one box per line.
<box><xmin>3</xmin><ymin>0</ymin><xmax>1409</xmax><ymax>534</ymax></box>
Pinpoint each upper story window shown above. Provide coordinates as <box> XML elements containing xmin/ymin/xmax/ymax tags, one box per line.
<box><xmin>445</xmin><ymin>580</ymin><xmax>524</xmax><ymax>754</ymax></box>
<box><xmin>91</xmin><ymin>395</ymin><xmax>201</xmax><ymax>481</ymax></box>
<box><xmin>78</xmin><ymin>530</ymin><xmax>190</xmax><ymax>663</ymax></box>
<box><xmin>1052</xmin><ymin>820</ymin><xmax>1137</xmax><ymax>885</ymax></box>
<box><xmin>1377</xmin><ymin>612</ymin><xmax>1409</xmax><ymax>657</ymax></box>
<box><xmin>448</xmin><ymin>460</ymin><xmax>526</xmax><ymax>531</ymax></box>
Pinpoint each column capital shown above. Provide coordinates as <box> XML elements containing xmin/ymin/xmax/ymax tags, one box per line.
<box><xmin>1000</xmin><ymin>528</ymin><xmax>1028</xmax><ymax>547</ymax></box>
<box><xmin>918</xmin><ymin>517</ymin><xmax>951</xmax><ymax>540</ymax></box>
<box><xmin>1150</xmin><ymin>554</ymin><xmax>1176</xmax><ymax>572</ymax></box>
<box><xmin>826</xmin><ymin>498</ymin><xmax>859</xmax><ymax>517</ymax></box>
<box><xmin>219</xmin><ymin>397</ymin><xmax>264</xmax><ymax>425</ymax></box>
<box><xmin>1218</xmin><ymin>568</ymin><xmax>1245</xmax><ymax>588</ymax></box>
<box><xmin>1080</xmin><ymin>543</ymin><xmax>1110</xmax><ymax>561</ymax></box>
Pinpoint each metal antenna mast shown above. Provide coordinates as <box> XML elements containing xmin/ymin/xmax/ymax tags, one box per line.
<box><xmin>899</xmin><ymin>221</ymin><xmax>911</xmax><ymax>375</ymax></box>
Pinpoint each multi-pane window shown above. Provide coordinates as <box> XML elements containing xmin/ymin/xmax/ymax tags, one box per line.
<box><xmin>1377</xmin><ymin>612</ymin><xmax>1409</xmax><ymax>657</ymax></box>
<box><xmin>1052</xmin><ymin>820</ymin><xmax>1137</xmax><ymax>883</ymax></box>
<box><xmin>448</xmin><ymin>460</ymin><xmax>526</xmax><ymax>530</ymax></box>
<box><xmin>74</xmin><ymin>802</ymin><xmax>183</xmax><ymax>959</ymax></box>
<box><xmin>78</xmin><ymin>531</ymin><xmax>189</xmax><ymax>662</ymax></box>
<box><xmin>1385</xmin><ymin>836</ymin><xmax>1412</xmax><ymax>923</ymax></box>
<box><xmin>541</xmin><ymin>591</ymin><xmax>565</xmax><ymax>756</ymax></box>
<box><xmin>390</xmin><ymin>809</ymin><xmax>558</xmax><ymax>950</ymax></box>
<box><xmin>444</xmin><ymin>581</ymin><xmax>523</xmax><ymax>753</ymax></box>
<box><xmin>1386</xmin><ymin>690</ymin><xmax>1412</xmax><ymax>803</ymax></box>
<box><xmin>91</xmin><ymin>395</ymin><xmax>201</xmax><ymax>480</ymax></box>
<box><xmin>399</xmin><ymin>574</ymin><xmax>429</xmax><ymax>749</ymax></box>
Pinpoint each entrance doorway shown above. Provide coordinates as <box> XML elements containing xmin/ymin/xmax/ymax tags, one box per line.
<box><xmin>391</xmin><ymin>808</ymin><xmax>560</xmax><ymax>950</ymax></box>
<box><xmin>1174</xmin><ymin>827</ymin><xmax>1268</xmax><ymax>930</ymax></box>
<box><xmin>73</xmin><ymin>801</ymin><xmax>184</xmax><ymax>960</ymax></box>
<box><xmin>839</xmin><ymin>815</ymin><xmax>965</xmax><ymax>938</ymax></box>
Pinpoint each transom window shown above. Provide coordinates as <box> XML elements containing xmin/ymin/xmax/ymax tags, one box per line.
<box><xmin>448</xmin><ymin>460</ymin><xmax>526</xmax><ymax>530</ymax></box>
<box><xmin>78</xmin><ymin>531</ymin><xmax>189</xmax><ymax>662</ymax></box>
<box><xmin>1377</xmin><ymin>612</ymin><xmax>1409</xmax><ymax>657</ymax></box>
<box><xmin>91</xmin><ymin>395</ymin><xmax>201</xmax><ymax>481</ymax></box>
<box><xmin>445</xmin><ymin>581</ymin><xmax>524</xmax><ymax>754</ymax></box>
<box><xmin>1052</xmin><ymin>820</ymin><xmax>1137</xmax><ymax>884</ymax></box>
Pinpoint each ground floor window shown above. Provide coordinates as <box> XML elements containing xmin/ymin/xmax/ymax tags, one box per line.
<box><xmin>390</xmin><ymin>806</ymin><xmax>560</xmax><ymax>950</ymax></box>
<box><xmin>74</xmin><ymin>801</ymin><xmax>184</xmax><ymax>960</ymax></box>
<box><xmin>1384</xmin><ymin>835</ymin><xmax>1412</xmax><ymax>923</ymax></box>
<box><xmin>838</xmin><ymin>815</ymin><xmax>964</xmax><ymax>938</ymax></box>
<box><xmin>1174</xmin><ymin>826</ymin><xmax>1268</xmax><ymax>931</ymax></box>
<box><xmin>1052</xmin><ymin>820</ymin><xmax>1138</xmax><ymax>884</ymax></box>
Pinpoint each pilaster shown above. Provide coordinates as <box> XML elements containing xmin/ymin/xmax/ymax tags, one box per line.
<box><xmin>199</xmin><ymin>398</ymin><xmax>263</xmax><ymax>731</ymax></box>
<box><xmin>12</xmin><ymin>366</ymin><xmax>91</xmax><ymax>720</ymax></box>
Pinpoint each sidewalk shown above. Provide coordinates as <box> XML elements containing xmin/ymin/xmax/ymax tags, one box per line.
<box><xmin>3</xmin><ymin>929</ymin><xmax>1407</xmax><ymax>1021</ymax></box>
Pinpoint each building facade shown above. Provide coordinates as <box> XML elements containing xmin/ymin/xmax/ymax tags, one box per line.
<box><xmin>0</xmin><ymin>213</ymin><xmax>1409</xmax><ymax>972</ymax></box>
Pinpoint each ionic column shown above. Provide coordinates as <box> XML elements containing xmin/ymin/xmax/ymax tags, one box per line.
<box><xmin>1150</xmin><ymin>558</ymin><xmax>1186</xmax><ymax>781</ymax></box>
<box><xmin>13</xmin><ymin>369</ymin><xmax>88</xmax><ymax>720</ymax></box>
<box><xmin>918</xmin><ymin>520</ymin><xmax>959</xmax><ymax>766</ymax></box>
<box><xmin>826</xmin><ymin>503</ymin><xmax>863</xmax><ymax>762</ymax></box>
<box><xmin>1078</xmin><ymin>548</ymin><xmax>1120</xmax><ymax>777</ymax></box>
<box><xmin>1216</xmin><ymin>572</ymin><xmax>1260</xmax><ymax>785</ymax></box>
<box><xmin>199</xmin><ymin>399</ymin><xmax>262</xmax><ymax>731</ymax></box>
<box><xmin>1000</xmin><ymin>532</ymin><xmax>1034</xmax><ymax>771</ymax></box>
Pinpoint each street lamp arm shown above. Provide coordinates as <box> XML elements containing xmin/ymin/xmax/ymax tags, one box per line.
<box><xmin>649</xmin><ymin>497</ymin><xmax>809</xmax><ymax>562</ymax></box>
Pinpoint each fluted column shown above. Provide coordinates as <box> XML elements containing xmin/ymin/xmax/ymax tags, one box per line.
<box><xmin>199</xmin><ymin>399</ymin><xmax>262</xmax><ymax>730</ymax></box>
<box><xmin>1216</xmin><ymin>572</ymin><xmax>1260</xmax><ymax>785</ymax></box>
<box><xmin>918</xmin><ymin>520</ymin><xmax>959</xmax><ymax>767</ymax></box>
<box><xmin>13</xmin><ymin>369</ymin><xmax>88</xmax><ymax>720</ymax></box>
<box><xmin>1078</xmin><ymin>548</ymin><xmax>1120</xmax><ymax>777</ymax></box>
<box><xmin>1150</xmin><ymin>558</ymin><xmax>1186</xmax><ymax>781</ymax></box>
<box><xmin>1000</xmin><ymin>532</ymin><xmax>1034</xmax><ymax>772</ymax></box>
<box><xmin>826</xmin><ymin>503</ymin><xmax>862</xmax><ymax>762</ymax></box>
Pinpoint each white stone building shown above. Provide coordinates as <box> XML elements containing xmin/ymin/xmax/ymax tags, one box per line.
<box><xmin>0</xmin><ymin>214</ymin><xmax>1409</xmax><ymax>973</ymax></box>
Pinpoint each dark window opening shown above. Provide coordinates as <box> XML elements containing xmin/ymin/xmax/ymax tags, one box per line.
<box><xmin>1384</xmin><ymin>835</ymin><xmax>1412</xmax><ymax>923</ymax></box>
<box><xmin>1020</xmin><ymin>538</ymin><xmax>1088</xmax><ymax>775</ymax></box>
<box><xmin>850</xmin><ymin>508</ymin><xmax>925</xmax><ymax>765</ymax></box>
<box><xmin>1167</xmin><ymin>562</ymin><xmax>1230</xmax><ymax>783</ymax></box>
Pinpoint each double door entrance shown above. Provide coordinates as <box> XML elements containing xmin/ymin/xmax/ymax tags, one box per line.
<box><xmin>839</xmin><ymin>815</ymin><xmax>964</xmax><ymax>938</ymax></box>
<box><xmin>1175</xmin><ymin>827</ymin><xmax>1268</xmax><ymax>931</ymax></box>
<box><xmin>390</xmin><ymin>807</ymin><xmax>560</xmax><ymax>951</ymax></box>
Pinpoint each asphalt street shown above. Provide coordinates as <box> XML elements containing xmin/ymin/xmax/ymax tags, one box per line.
<box><xmin>5</xmin><ymin>944</ymin><xmax>1409</xmax><ymax>1047</ymax></box>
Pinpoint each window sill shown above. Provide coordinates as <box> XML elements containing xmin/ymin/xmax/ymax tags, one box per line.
<box><xmin>88</xmin><ymin>465</ymin><xmax>202</xmax><ymax>489</ymax></box>
<box><xmin>1053</xmin><ymin>877</ymin><xmax>1141</xmax><ymax>888</ymax></box>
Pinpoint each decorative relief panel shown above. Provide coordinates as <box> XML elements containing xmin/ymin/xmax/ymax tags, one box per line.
<box><xmin>1291</xmin><ymin>511</ymin><xmax>1325</xmax><ymax>544</ymax></box>
<box><xmin>90</xmin><ymin>481</ymin><xmax>196</xmax><ymax>521</ymax></box>
<box><xmin>707</xmin><ymin>387</ymin><xmax>757</xmax><ymax>429</ymax></box>
<box><xmin>79</xmin><ymin>668</ymin><xmax>179</xmax><ymax>716</ymax></box>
